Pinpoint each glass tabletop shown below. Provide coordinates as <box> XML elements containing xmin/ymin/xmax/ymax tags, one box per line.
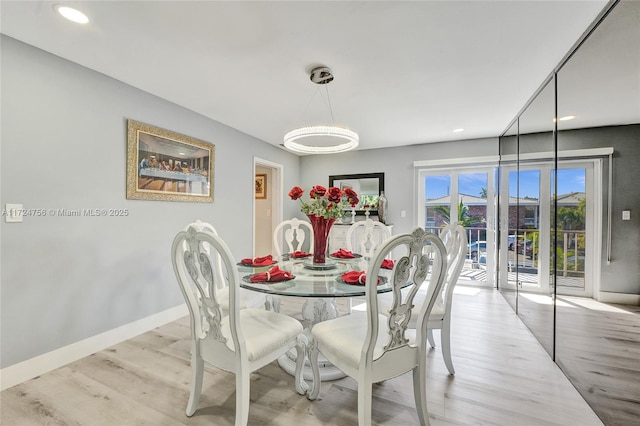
<box><xmin>239</xmin><ymin>257</ymin><xmax>396</xmax><ymax>298</ymax></box>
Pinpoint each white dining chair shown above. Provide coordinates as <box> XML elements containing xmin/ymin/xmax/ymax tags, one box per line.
<box><xmin>172</xmin><ymin>222</ymin><xmax>306</xmax><ymax>426</ymax></box>
<box><xmin>343</xmin><ymin>218</ymin><xmax>392</xmax><ymax>314</ymax></box>
<box><xmin>345</xmin><ymin>218</ymin><xmax>391</xmax><ymax>259</ymax></box>
<box><xmin>185</xmin><ymin>220</ymin><xmax>266</xmax><ymax>312</ymax></box>
<box><xmin>307</xmin><ymin>227</ymin><xmax>447</xmax><ymax>425</ymax></box>
<box><xmin>379</xmin><ymin>222</ymin><xmax>467</xmax><ymax>375</ymax></box>
<box><xmin>272</xmin><ymin>217</ymin><xmax>314</xmax><ymax>257</ymax></box>
<box><xmin>269</xmin><ymin>217</ymin><xmax>314</xmax><ymax>312</ymax></box>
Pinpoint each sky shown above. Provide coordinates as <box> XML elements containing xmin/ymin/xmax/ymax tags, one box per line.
<box><xmin>425</xmin><ymin>168</ymin><xmax>586</xmax><ymax>200</ymax></box>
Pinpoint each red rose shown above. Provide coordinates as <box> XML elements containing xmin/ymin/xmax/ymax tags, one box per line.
<box><xmin>288</xmin><ymin>186</ymin><xmax>304</xmax><ymax>200</ymax></box>
<box><xmin>309</xmin><ymin>185</ymin><xmax>327</xmax><ymax>199</ymax></box>
<box><xmin>327</xmin><ymin>187</ymin><xmax>343</xmax><ymax>203</ymax></box>
<box><xmin>344</xmin><ymin>187</ymin><xmax>359</xmax><ymax>206</ymax></box>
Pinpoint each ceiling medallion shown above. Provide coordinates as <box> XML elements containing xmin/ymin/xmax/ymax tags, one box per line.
<box><xmin>283</xmin><ymin>67</ymin><xmax>359</xmax><ymax>154</ymax></box>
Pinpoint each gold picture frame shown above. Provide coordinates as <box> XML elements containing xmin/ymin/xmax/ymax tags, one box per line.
<box><xmin>255</xmin><ymin>174</ymin><xmax>267</xmax><ymax>199</ymax></box>
<box><xmin>126</xmin><ymin>119</ymin><xmax>214</xmax><ymax>202</ymax></box>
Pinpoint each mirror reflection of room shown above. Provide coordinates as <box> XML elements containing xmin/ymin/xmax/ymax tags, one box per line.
<box><xmin>329</xmin><ymin>173</ymin><xmax>384</xmax><ymax>217</ymax></box>
<box><xmin>498</xmin><ymin>1</ymin><xmax>640</xmax><ymax>424</ymax></box>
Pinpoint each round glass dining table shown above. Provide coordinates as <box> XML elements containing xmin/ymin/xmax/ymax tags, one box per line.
<box><xmin>239</xmin><ymin>256</ymin><xmax>397</xmax><ymax>296</ymax></box>
<box><xmin>239</xmin><ymin>255</ymin><xmax>396</xmax><ymax>382</ymax></box>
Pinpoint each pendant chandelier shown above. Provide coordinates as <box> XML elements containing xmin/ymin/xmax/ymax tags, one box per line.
<box><xmin>283</xmin><ymin>66</ymin><xmax>359</xmax><ymax>154</ymax></box>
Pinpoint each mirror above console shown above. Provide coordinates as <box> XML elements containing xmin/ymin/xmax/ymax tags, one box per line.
<box><xmin>329</xmin><ymin>172</ymin><xmax>384</xmax><ymax>215</ymax></box>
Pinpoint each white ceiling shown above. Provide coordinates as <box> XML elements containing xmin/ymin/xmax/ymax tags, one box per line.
<box><xmin>1</xmin><ymin>1</ymin><xmax>614</xmax><ymax>153</ymax></box>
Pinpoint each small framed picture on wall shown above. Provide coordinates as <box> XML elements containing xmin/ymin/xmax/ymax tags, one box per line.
<box><xmin>255</xmin><ymin>174</ymin><xmax>267</xmax><ymax>199</ymax></box>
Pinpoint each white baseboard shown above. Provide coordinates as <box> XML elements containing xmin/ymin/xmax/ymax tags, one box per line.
<box><xmin>598</xmin><ymin>291</ymin><xmax>640</xmax><ymax>305</ymax></box>
<box><xmin>0</xmin><ymin>303</ymin><xmax>188</xmax><ymax>391</ymax></box>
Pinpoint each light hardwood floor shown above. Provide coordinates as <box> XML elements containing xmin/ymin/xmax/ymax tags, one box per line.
<box><xmin>1</xmin><ymin>287</ymin><xmax>603</xmax><ymax>425</ymax></box>
<box><xmin>555</xmin><ymin>296</ymin><xmax>640</xmax><ymax>426</ymax></box>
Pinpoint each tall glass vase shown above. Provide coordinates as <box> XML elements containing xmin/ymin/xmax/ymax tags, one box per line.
<box><xmin>307</xmin><ymin>214</ymin><xmax>336</xmax><ymax>264</ymax></box>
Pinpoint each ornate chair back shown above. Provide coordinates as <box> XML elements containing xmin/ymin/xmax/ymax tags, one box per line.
<box><xmin>363</xmin><ymin>228</ymin><xmax>447</xmax><ymax>374</ymax></box>
<box><xmin>376</xmin><ymin>222</ymin><xmax>467</xmax><ymax>376</ymax></box>
<box><xmin>182</xmin><ymin>220</ymin><xmax>265</xmax><ymax>311</ymax></box>
<box><xmin>172</xmin><ymin>222</ymin><xmax>244</xmax><ymax>355</ymax></box>
<box><xmin>273</xmin><ymin>218</ymin><xmax>314</xmax><ymax>257</ymax></box>
<box><xmin>345</xmin><ymin>218</ymin><xmax>391</xmax><ymax>258</ymax></box>
<box><xmin>436</xmin><ymin>222</ymin><xmax>468</xmax><ymax>317</ymax></box>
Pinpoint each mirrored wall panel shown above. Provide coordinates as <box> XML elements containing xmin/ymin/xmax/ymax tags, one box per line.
<box><xmin>498</xmin><ymin>1</ymin><xmax>640</xmax><ymax>424</ymax></box>
<box><xmin>555</xmin><ymin>0</ymin><xmax>640</xmax><ymax>423</ymax></box>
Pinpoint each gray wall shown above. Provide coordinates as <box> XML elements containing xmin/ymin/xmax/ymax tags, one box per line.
<box><xmin>0</xmin><ymin>36</ymin><xmax>300</xmax><ymax>368</ymax></box>
<box><xmin>299</xmin><ymin>137</ymin><xmax>499</xmax><ymax>235</ymax></box>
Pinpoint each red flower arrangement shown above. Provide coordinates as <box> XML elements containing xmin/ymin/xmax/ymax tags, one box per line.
<box><xmin>288</xmin><ymin>185</ymin><xmax>359</xmax><ymax>220</ymax></box>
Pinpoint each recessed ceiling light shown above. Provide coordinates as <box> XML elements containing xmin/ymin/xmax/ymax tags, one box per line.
<box><xmin>453</xmin><ymin>128</ymin><xmax>465</xmax><ymax>133</ymax></box>
<box><xmin>54</xmin><ymin>5</ymin><xmax>90</xmax><ymax>24</ymax></box>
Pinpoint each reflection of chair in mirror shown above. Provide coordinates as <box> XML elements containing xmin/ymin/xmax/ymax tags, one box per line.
<box><xmin>307</xmin><ymin>228</ymin><xmax>447</xmax><ymax>425</ymax></box>
<box><xmin>345</xmin><ymin>218</ymin><xmax>391</xmax><ymax>258</ymax></box>
<box><xmin>273</xmin><ymin>218</ymin><xmax>314</xmax><ymax>257</ymax></box>
<box><xmin>172</xmin><ymin>222</ymin><xmax>306</xmax><ymax>425</ymax></box>
<box><xmin>379</xmin><ymin>222</ymin><xmax>467</xmax><ymax>375</ymax></box>
<box><xmin>186</xmin><ymin>220</ymin><xmax>266</xmax><ymax>312</ymax></box>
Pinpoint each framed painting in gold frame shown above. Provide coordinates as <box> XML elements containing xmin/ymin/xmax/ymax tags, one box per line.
<box><xmin>255</xmin><ymin>174</ymin><xmax>267</xmax><ymax>199</ymax></box>
<box><xmin>126</xmin><ymin>119</ymin><xmax>214</xmax><ymax>202</ymax></box>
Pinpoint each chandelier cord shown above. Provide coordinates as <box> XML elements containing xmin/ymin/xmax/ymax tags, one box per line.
<box><xmin>323</xmin><ymin>84</ymin><xmax>336</xmax><ymax>124</ymax></box>
<box><xmin>296</xmin><ymin>86</ymin><xmax>335</xmax><ymax>126</ymax></box>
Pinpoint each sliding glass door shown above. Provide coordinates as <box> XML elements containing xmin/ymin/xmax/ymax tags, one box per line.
<box><xmin>419</xmin><ymin>166</ymin><xmax>497</xmax><ymax>287</ymax></box>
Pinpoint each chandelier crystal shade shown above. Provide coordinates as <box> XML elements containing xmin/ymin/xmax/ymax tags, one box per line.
<box><xmin>283</xmin><ymin>125</ymin><xmax>359</xmax><ymax>154</ymax></box>
<box><xmin>283</xmin><ymin>67</ymin><xmax>359</xmax><ymax>154</ymax></box>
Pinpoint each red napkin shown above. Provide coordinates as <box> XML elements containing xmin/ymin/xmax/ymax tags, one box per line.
<box><xmin>381</xmin><ymin>259</ymin><xmax>395</xmax><ymax>270</ymax></box>
<box><xmin>331</xmin><ymin>248</ymin><xmax>355</xmax><ymax>258</ymax></box>
<box><xmin>290</xmin><ymin>251</ymin><xmax>311</xmax><ymax>258</ymax></box>
<box><xmin>341</xmin><ymin>271</ymin><xmax>380</xmax><ymax>285</ymax></box>
<box><xmin>241</xmin><ymin>255</ymin><xmax>273</xmax><ymax>266</ymax></box>
<box><xmin>250</xmin><ymin>265</ymin><xmax>293</xmax><ymax>283</ymax></box>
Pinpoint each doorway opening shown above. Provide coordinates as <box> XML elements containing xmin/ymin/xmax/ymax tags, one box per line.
<box><xmin>253</xmin><ymin>158</ymin><xmax>283</xmax><ymax>257</ymax></box>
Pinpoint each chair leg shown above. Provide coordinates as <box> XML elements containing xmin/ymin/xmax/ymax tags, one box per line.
<box><xmin>236</xmin><ymin>371</ymin><xmax>250</xmax><ymax>426</ymax></box>
<box><xmin>185</xmin><ymin>345</ymin><xmax>204</xmax><ymax>417</ymax></box>
<box><xmin>265</xmin><ymin>295</ymin><xmax>282</xmax><ymax>312</ymax></box>
<box><xmin>427</xmin><ymin>328</ymin><xmax>436</xmax><ymax>348</ymax></box>
<box><xmin>307</xmin><ymin>339</ymin><xmax>321</xmax><ymax>400</ymax></box>
<box><xmin>441</xmin><ymin>320</ymin><xmax>455</xmax><ymax>375</ymax></box>
<box><xmin>413</xmin><ymin>365</ymin><xmax>430</xmax><ymax>426</ymax></box>
<box><xmin>294</xmin><ymin>334</ymin><xmax>310</xmax><ymax>395</ymax></box>
<box><xmin>357</xmin><ymin>381</ymin><xmax>373</xmax><ymax>426</ymax></box>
